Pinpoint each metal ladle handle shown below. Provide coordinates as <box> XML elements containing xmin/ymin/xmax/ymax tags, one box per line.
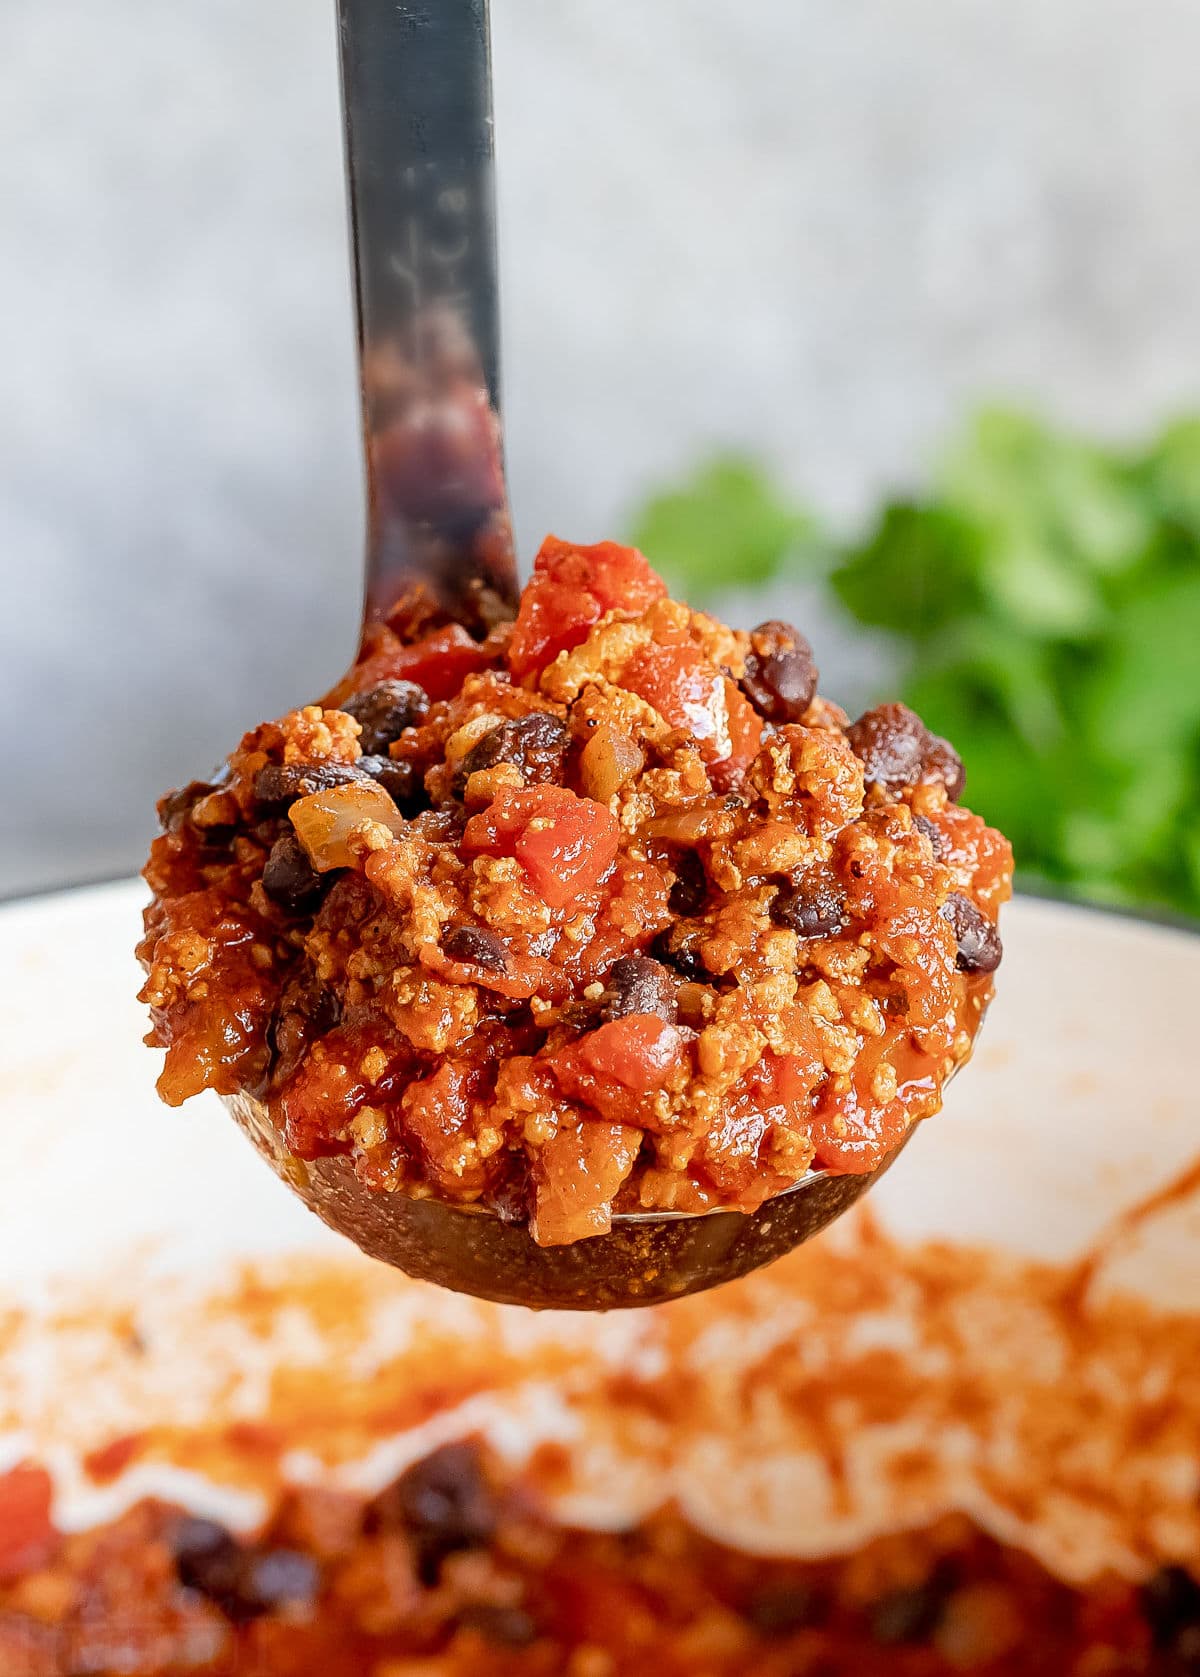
<box><xmin>337</xmin><ymin>0</ymin><xmax>517</xmax><ymax>626</ymax></box>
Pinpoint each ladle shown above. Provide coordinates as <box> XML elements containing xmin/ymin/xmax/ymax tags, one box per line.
<box><xmin>223</xmin><ymin>0</ymin><xmax>929</xmax><ymax>1310</ymax></box>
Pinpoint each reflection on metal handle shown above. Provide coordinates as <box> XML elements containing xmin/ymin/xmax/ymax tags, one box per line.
<box><xmin>336</xmin><ymin>0</ymin><xmax>516</xmax><ymax>626</ymax></box>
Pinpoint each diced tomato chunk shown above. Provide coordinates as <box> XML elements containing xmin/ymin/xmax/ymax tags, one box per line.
<box><xmin>624</xmin><ymin>642</ymin><xmax>726</xmax><ymax>748</ymax></box>
<box><xmin>709</xmin><ymin>679</ymin><xmax>764</xmax><ymax>791</ymax></box>
<box><xmin>281</xmin><ymin>1053</ymin><xmax>370</xmax><ymax>1158</ymax></box>
<box><xmin>758</xmin><ymin>1048</ymin><xmax>823</xmax><ymax>1105</ymax></box>
<box><xmin>338</xmin><ymin>624</ymin><xmax>492</xmax><ymax>704</ymax></box>
<box><xmin>464</xmin><ymin>786</ymin><xmax>619</xmax><ymax>909</ymax></box>
<box><xmin>623</xmin><ymin>646</ymin><xmax>763</xmax><ymax>791</ymax></box>
<box><xmin>0</xmin><ymin>1465</ymin><xmax>57</xmax><ymax>1581</ymax></box>
<box><xmin>579</xmin><ymin>1015</ymin><xmax>683</xmax><ymax>1092</ymax></box>
<box><xmin>809</xmin><ymin>1077</ymin><xmax>914</xmax><ymax>1174</ymax></box>
<box><xmin>697</xmin><ymin>1050</ymin><xmax>821</xmax><ymax>1196</ymax></box>
<box><xmin>507</xmin><ymin>536</ymin><xmax>667</xmax><ymax>681</ymax></box>
<box><xmin>402</xmin><ymin>1061</ymin><xmax>489</xmax><ymax>1194</ymax></box>
<box><xmin>279</xmin><ymin>1024</ymin><xmax>407</xmax><ymax>1157</ymax></box>
<box><xmin>549</xmin><ymin>1017</ymin><xmax>687</xmax><ymax>1128</ymax></box>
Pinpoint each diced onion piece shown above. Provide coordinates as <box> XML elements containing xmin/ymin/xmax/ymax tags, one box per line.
<box><xmin>289</xmin><ymin>779</ymin><xmax>406</xmax><ymax>871</ymax></box>
<box><xmin>580</xmin><ymin>728</ymin><xmax>644</xmax><ymax>802</ymax></box>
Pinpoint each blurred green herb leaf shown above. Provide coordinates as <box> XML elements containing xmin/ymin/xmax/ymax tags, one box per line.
<box><xmin>1086</xmin><ymin>572</ymin><xmax>1200</xmax><ymax>754</ymax></box>
<box><xmin>629</xmin><ymin>457</ymin><xmax>817</xmax><ymax>602</ymax></box>
<box><xmin>831</xmin><ymin>503</ymin><xmax>986</xmax><ymax>638</ymax></box>
<box><xmin>629</xmin><ymin>408</ymin><xmax>1200</xmax><ymax>923</ymax></box>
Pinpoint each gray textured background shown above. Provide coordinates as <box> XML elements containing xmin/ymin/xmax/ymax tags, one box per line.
<box><xmin>3</xmin><ymin>0</ymin><xmax>1198</xmax><ymax>896</ymax></box>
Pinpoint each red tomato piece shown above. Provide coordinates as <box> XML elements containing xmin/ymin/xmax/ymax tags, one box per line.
<box><xmin>402</xmin><ymin>1061</ymin><xmax>489</xmax><ymax>1194</ymax></box>
<box><xmin>808</xmin><ymin>1072</ymin><xmax>917</xmax><ymax>1174</ymax></box>
<box><xmin>281</xmin><ymin>1052</ymin><xmax>370</xmax><ymax>1158</ymax></box>
<box><xmin>578</xmin><ymin>1015</ymin><xmax>684</xmax><ymax>1092</ymax></box>
<box><xmin>623</xmin><ymin>642</ymin><xmax>727</xmax><ymax>752</ymax></box>
<box><xmin>758</xmin><ymin>1048</ymin><xmax>823</xmax><ymax>1105</ymax></box>
<box><xmin>697</xmin><ymin>1102</ymin><xmax>774</xmax><ymax>1197</ymax></box>
<box><xmin>280</xmin><ymin>1025</ymin><xmax>407</xmax><ymax>1158</ymax></box>
<box><xmin>697</xmin><ymin>1049</ymin><xmax>820</xmax><ymax>1193</ymax></box>
<box><xmin>703</xmin><ymin>1046</ymin><xmax>814</xmax><ymax>1180</ymax></box>
<box><xmin>709</xmin><ymin>678</ymin><xmax>765</xmax><ymax>792</ymax></box>
<box><xmin>464</xmin><ymin>786</ymin><xmax>619</xmax><ymax>909</ymax></box>
<box><xmin>507</xmin><ymin>535</ymin><xmax>667</xmax><ymax>681</ymax></box>
<box><xmin>549</xmin><ymin>1017</ymin><xmax>686</xmax><ymax>1127</ymax></box>
<box><xmin>624</xmin><ymin>648</ymin><xmax>763</xmax><ymax>792</ymax></box>
<box><xmin>0</xmin><ymin>1465</ymin><xmax>57</xmax><ymax>1581</ymax></box>
<box><xmin>337</xmin><ymin>624</ymin><xmax>493</xmax><ymax>704</ymax></box>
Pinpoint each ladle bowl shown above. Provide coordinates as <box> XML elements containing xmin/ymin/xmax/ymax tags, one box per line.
<box><xmin>225</xmin><ymin>1089</ymin><xmax>918</xmax><ymax>1309</ymax></box>
<box><xmin>207</xmin><ymin>3</ymin><xmax>972</xmax><ymax>1312</ymax></box>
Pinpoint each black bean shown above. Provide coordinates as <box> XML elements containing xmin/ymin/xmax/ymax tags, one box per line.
<box><xmin>158</xmin><ymin>780</ymin><xmax>219</xmax><ymax>831</ymax></box>
<box><xmin>457</xmin><ymin>1604</ymin><xmax>539</xmax><ymax>1646</ymax></box>
<box><xmin>745</xmin><ymin>1582</ymin><xmax>824</xmax><ymax>1634</ymax></box>
<box><xmin>770</xmin><ymin>873</ymin><xmax>846</xmax><ymax>938</ymax></box>
<box><xmin>236</xmin><ymin>1549</ymin><xmax>320</xmax><ymax>1615</ymax></box>
<box><xmin>441</xmin><ymin>925</ymin><xmax>510</xmax><ymax>974</ymax></box>
<box><xmin>845</xmin><ymin>704</ymin><xmax>964</xmax><ymax>802</ymax></box>
<box><xmin>869</xmin><ymin>1581</ymin><xmax>949</xmax><ymax>1645</ymax></box>
<box><xmin>173</xmin><ymin>1518</ymin><xmax>245</xmax><ymax>1612</ymax></box>
<box><xmin>357</xmin><ymin>753</ymin><xmax>422</xmax><ymax>807</ymax></box>
<box><xmin>604</xmin><ymin>955</ymin><xmax>677</xmax><ymax>1023</ymax></box>
<box><xmin>341</xmin><ymin>680</ymin><xmax>429</xmax><ymax>754</ymax></box>
<box><xmin>172</xmin><ymin>1516</ymin><xmax>238</xmax><ymax>1578</ymax></box>
<box><xmin>740</xmin><ymin>621</ymin><xmax>819</xmax><ymax>724</ymax></box>
<box><xmin>912</xmin><ymin>814</ymin><xmax>946</xmax><ymax>859</ymax></box>
<box><xmin>651</xmin><ymin>926</ymin><xmax>711</xmax><ymax>983</ymax></box>
<box><xmin>941</xmin><ymin>893</ymin><xmax>1003</xmax><ymax>974</ymax></box>
<box><xmin>458</xmin><ymin>712</ymin><xmax>570</xmax><ymax>794</ymax></box>
<box><xmin>369</xmin><ymin>1441</ymin><xmax>497</xmax><ymax>1583</ymax></box>
<box><xmin>253</xmin><ymin>760</ymin><xmax>365</xmax><ymax>810</ymax></box>
<box><xmin>262</xmin><ymin>831</ymin><xmax>325</xmax><ymax>914</ymax></box>
<box><xmin>846</xmin><ymin>704</ymin><xmax>926</xmax><ymax>788</ymax></box>
<box><xmin>270</xmin><ymin>975</ymin><xmax>341</xmax><ymax>1086</ymax></box>
<box><xmin>1141</xmin><ymin>1565</ymin><xmax>1200</xmax><ymax>1650</ymax></box>
<box><xmin>926</xmin><ymin>737</ymin><xmax>967</xmax><ymax>801</ymax></box>
<box><xmin>171</xmin><ymin>1519</ymin><xmax>316</xmax><ymax>1624</ymax></box>
<box><xmin>668</xmin><ymin>850</ymin><xmax>708</xmax><ymax>916</ymax></box>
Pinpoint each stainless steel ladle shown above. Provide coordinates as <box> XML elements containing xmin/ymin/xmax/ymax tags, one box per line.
<box><xmin>221</xmin><ymin>0</ymin><xmax>929</xmax><ymax>1311</ymax></box>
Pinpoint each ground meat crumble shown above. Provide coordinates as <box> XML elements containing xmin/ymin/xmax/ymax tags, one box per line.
<box><xmin>139</xmin><ymin>537</ymin><xmax>1012</xmax><ymax>1245</ymax></box>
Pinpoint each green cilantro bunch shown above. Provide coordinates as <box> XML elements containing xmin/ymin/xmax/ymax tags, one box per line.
<box><xmin>631</xmin><ymin>410</ymin><xmax>1200</xmax><ymax>920</ymax></box>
